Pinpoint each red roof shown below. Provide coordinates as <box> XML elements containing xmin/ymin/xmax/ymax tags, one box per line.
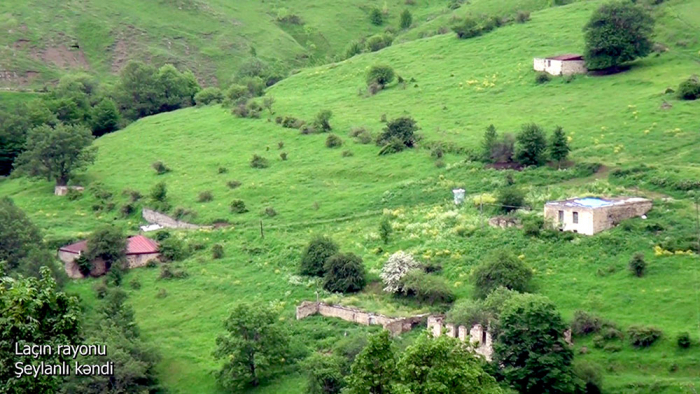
<box><xmin>546</xmin><ymin>54</ymin><xmax>584</xmax><ymax>61</ymax></box>
<box><xmin>58</xmin><ymin>235</ymin><xmax>158</xmax><ymax>255</ymax></box>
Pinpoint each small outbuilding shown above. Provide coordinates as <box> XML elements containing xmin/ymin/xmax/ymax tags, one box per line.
<box><xmin>59</xmin><ymin>235</ymin><xmax>160</xmax><ymax>279</ymax></box>
<box><xmin>533</xmin><ymin>54</ymin><xmax>587</xmax><ymax>76</ymax></box>
<box><xmin>544</xmin><ymin>197</ymin><xmax>652</xmax><ymax>235</ymax></box>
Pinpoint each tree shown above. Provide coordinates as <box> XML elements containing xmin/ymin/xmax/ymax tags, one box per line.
<box><xmin>366</xmin><ymin>65</ymin><xmax>395</xmax><ymax>87</ymax></box>
<box><xmin>472</xmin><ymin>251</ymin><xmax>532</xmax><ymax>299</ymax></box>
<box><xmin>194</xmin><ymin>87</ymin><xmax>224</xmax><ymax>106</ymax></box>
<box><xmin>379</xmin><ymin>217</ymin><xmax>393</xmax><ymax>244</ymax></box>
<box><xmin>376</xmin><ymin>117</ymin><xmax>419</xmax><ymax>148</ymax></box>
<box><xmin>86</xmin><ymin>225</ymin><xmax>127</xmax><ymax>269</ymax></box>
<box><xmin>482</xmin><ymin>124</ymin><xmax>498</xmax><ymax>162</ymax></box>
<box><xmin>13</xmin><ymin>123</ymin><xmax>96</xmax><ymax>186</ymax></box>
<box><xmin>496</xmin><ymin>186</ymin><xmax>525</xmax><ymax>213</ymax></box>
<box><xmin>91</xmin><ymin>98</ymin><xmax>120</xmax><ymax>136</ymax></box>
<box><xmin>394</xmin><ymin>333</ymin><xmax>503</xmax><ymax>394</ymax></box>
<box><xmin>0</xmin><ymin>197</ymin><xmax>42</xmax><ymax>270</ymax></box>
<box><xmin>323</xmin><ymin>253</ymin><xmax>367</xmax><ymax>293</ymax></box>
<box><xmin>300</xmin><ymin>236</ymin><xmax>339</xmax><ymax>277</ymax></box>
<box><xmin>346</xmin><ymin>330</ymin><xmax>396</xmax><ymax>394</ymax></box>
<box><xmin>157</xmin><ymin>64</ymin><xmax>200</xmax><ymax>112</ymax></box>
<box><xmin>380</xmin><ymin>251</ymin><xmax>420</xmax><ymax>293</ymax></box>
<box><xmin>369</xmin><ymin>7</ymin><xmax>384</xmax><ymax>25</ymax></box>
<box><xmin>214</xmin><ymin>302</ymin><xmax>290</xmax><ymax>390</ymax></box>
<box><xmin>15</xmin><ymin>247</ymin><xmax>68</xmax><ymax>289</ymax></box>
<box><xmin>116</xmin><ymin>61</ymin><xmax>163</xmax><ymax>119</ymax></box>
<box><xmin>399</xmin><ymin>9</ymin><xmax>413</xmax><ymax>29</ymax></box>
<box><xmin>0</xmin><ymin>268</ymin><xmax>82</xmax><ymax>393</ymax></box>
<box><xmin>583</xmin><ymin>1</ymin><xmax>654</xmax><ymax>71</ymax></box>
<box><xmin>493</xmin><ymin>293</ymin><xmax>579</xmax><ymax>394</ymax></box>
<box><xmin>263</xmin><ymin>95</ymin><xmax>276</xmax><ymax>115</ymax></box>
<box><xmin>305</xmin><ymin>353</ymin><xmax>346</xmax><ymax>394</ymax></box>
<box><xmin>515</xmin><ymin>123</ymin><xmax>547</xmax><ymax>167</ymax></box>
<box><xmin>549</xmin><ymin>126</ymin><xmax>570</xmax><ymax>168</ymax></box>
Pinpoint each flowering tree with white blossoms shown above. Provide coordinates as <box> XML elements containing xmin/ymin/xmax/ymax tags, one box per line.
<box><xmin>380</xmin><ymin>251</ymin><xmax>420</xmax><ymax>293</ymax></box>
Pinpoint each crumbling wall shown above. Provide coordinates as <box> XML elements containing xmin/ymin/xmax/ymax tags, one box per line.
<box><xmin>142</xmin><ymin>208</ymin><xmax>210</xmax><ymax>229</ymax></box>
<box><xmin>427</xmin><ymin>315</ymin><xmax>493</xmax><ymax>361</ymax></box>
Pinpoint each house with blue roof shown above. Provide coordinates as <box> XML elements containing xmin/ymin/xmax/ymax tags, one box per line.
<box><xmin>544</xmin><ymin>197</ymin><xmax>652</xmax><ymax>235</ymax></box>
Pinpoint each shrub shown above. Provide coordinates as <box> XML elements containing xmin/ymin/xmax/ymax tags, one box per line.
<box><xmin>66</xmin><ymin>187</ymin><xmax>82</xmax><ymax>201</ymax></box>
<box><xmin>281</xmin><ymin>116</ymin><xmax>305</xmax><ymax>129</ymax></box>
<box><xmin>250</xmin><ymin>154</ymin><xmax>269</xmax><ymax>168</ymax></box>
<box><xmin>230</xmin><ymin>199</ymin><xmax>248</xmax><ymax>213</ymax></box>
<box><xmin>325</xmin><ymin>134</ymin><xmax>343</xmax><ymax>148</ymax></box>
<box><xmin>146</xmin><ymin>260</ymin><xmax>158</xmax><ymax>268</ymax></box>
<box><xmin>120</xmin><ymin>203</ymin><xmax>135</xmax><ymax>217</ymax></box>
<box><xmin>446</xmin><ymin>298</ymin><xmax>489</xmax><ymax>327</ymax></box>
<box><xmin>351</xmin><ymin>127</ymin><xmax>373</xmax><ymax>144</ymax></box>
<box><xmin>299</xmin><ymin>236</ymin><xmax>339</xmax><ymax>277</ymax></box>
<box><xmin>379</xmin><ymin>217</ymin><xmax>392</xmax><ymax>244</ymax></box>
<box><xmin>571</xmin><ymin>310</ymin><xmax>603</xmax><ymax>336</ymax></box>
<box><xmin>522</xmin><ymin>215</ymin><xmax>544</xmax><ymax>237</ymax></box>
<box><xmin>159</xmin><ymin>237</ymin><xmax>189</xmax><ymax>262</ymax></box>
<box><xmin>212</xmin><ymin>244</ymin><xmax>224</xmax><ymax>259</ymax></box>
<box><xmin>152</xmin><ymin>161</ymin><xmax>170</xmax><ymax>175</ymax></box>
<box><xmin>156</xmin><ymin>288</ymin><xmax>168</xmax><ymax>298</ymax></box>
<box><xmin>628</xmin><ymin>325</ymin><xmax>662</xmax><ymax>347</ymax></box>
<box><xmin>380</xmin><ymin>251</ymin><xmax>420</xmax><ymax>293</ymax></box>
<box><xmin>304</xmin><ymin>353</ymin><xmax>346</xmax><ymax>394</ymax></box>
<box><xmin>314</xmin><ymin>110</ymin><xmax>333</xmax><ymax>132</ymax></box>
<box><xmin>400</xmin><ymin>9</ymin><xmax>412</xmax><ymax>29</ymax></box>
<box><xmin>434</xmin><ymin>159</ymin><xmax>445</xmax><ymax>168</ymax></box>
<box><xmin>75</xmin><ymin>254</ymin><xmax>92</xmax><ymax>277</ymax></box>
<box><xmin>574</xmin><ymin>361</ymin><xmax>604</xmax><ymax>394</ymax></box>
<box><xmin>344</xmin><ymin>40</ymin><xmax>364</xmax><ymax>59</ymax></box>
<box><xmin>227</xmin><ymin>180</ymin><xmax>242</xmax><ymax>189</ymax></box>
<box><xmin>369</xmin><ymin>7</ymin><xmax>383</xmax><ymax>25</ymax></box>
<box><xmin>535</xmin><ymin>72</ymin><xmax>551</xmax><ymax>84</ymax></box>
<box><xmin>677</xmin><ymin>76</ymin><xmax>700</xmax><ymax>100</ymax></box>
<box><xmin>194</xmin><ymin>87</ymin><xmax>224</xmax><ymax>105</ymax></box>
<box><xmin>218</xmin><ymin>166</ymin><xmax>228</xmax><ymax>174</ymax></box>
<box><xmin>496</xmin><ymin>186</ymin><xmax>525</xmax><ymax>213</ymax></box>
<box><xmin>94</xmin><ymin>281</ymin><xmax>108</xmax><ymax>298</ymax></box>
<box><xmin>159</xmin><ymin>264</ymin><xmax>189</xmax><ymax>280</ymax></box>
<box><xmin>173</xmin><ymin>206</ymin><xmax>196</xmax><ymax>220</ymax></box>
<box><xmin>515</xmin><ymin>10</ymin><xmax>531</xmax><ymax>23</ymax></box>
<box><xmin>376</xmin><ymin>116</ymin><xmax>418</xmax><ymax>148</ymax></box>
<box><xmin>130</xmin><ymin>278</ymin><xmax>141</xmax><ymax>290</ymax></box>
<box><xmin>400</xmin><ymin>270</ymin><xmax>456</xmax><ymax>305</ymax></box>
<box><xmin>123</xmin><ymin>188</ymin><xmax>142</xmax><ymax>202</ymax></box>
<box><xmin>677</xmin><ymin>332</ymin><xmax>691</xmax><ymax>348</ymax></box>
<box><xmin>451</xmin><ymin>16</ymin><xmax>481</xmax><ymax>39</ymax></box>
<box><xmin>366</xmin><ymin>65</ymin><xmax>395</xmax><ymax>87</ymax></box>
<box><xmin>341</xmin><ymin>150</ymin><xmax>354</xmax><ymax>157</ymax></box>
<box><xmin>472</xmin><ymin>251</ymin><xmax>533</xmax><ymax>299</ymax></box>
<box><xmin>629</xmin><ymin>252</ymin><xmax>646</xmax><ymax>277</ymax></box>
<box><xmin>198</xmin><ymin>190</ymin><xmax>213</xmax><ymax>202</ymax></box>
<box><xmin>366</xmin><ymin>34</ymin><xmax>393</xmax><ymax>52</ymax></box>
<box><xmin>264</xmin><ymin>207</ymin><xmax>277</xmax><ymax>217</ymax></box>
<box><xmin>280</xmin><ymin>152</ymin><xmax>288</xmax><ymax>160</ymax></box>
<box><xmin>150</xmin><ymin>182</ymin><xmax>168</xmax><ymax>202</ymax></box>
<box><xmin>323</xmin><ymin>253</ymin><xmax>367</xmax><ymax>293</ymax></box>
<box><xmin>226</xmin><ymin>84</ymin><xmax>249</xmax><ymax>102</ymax></box>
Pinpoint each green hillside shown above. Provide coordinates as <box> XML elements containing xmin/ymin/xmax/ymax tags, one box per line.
<box><xmin>2</xmin><ymin>0</ymin><xmax>700</xmax><ymax>392</ymax></box>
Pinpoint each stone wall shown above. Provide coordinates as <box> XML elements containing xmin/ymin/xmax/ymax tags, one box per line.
<box><xmin>427</xmin><ymin>315</ymin><xmax>493</xmax><ymax>361</ymax></box>
<box><xmin>54</xmin><ymin>185</ymin><xmax>84</xmax><ymax>196</ymax></box>
<box><xmin>126</xmin><ymin>253</ymin><xmax>160</xmax><ymax>269</ymax></box>
<box><xmin>296</xmin><ymin>301</ymin><xmax>426</xmax><ymax>336</ymax></box>
<box><xmin>142</xmin><ymin>208</ymin><xmax>211</xmax><ymax>229</ymax></box>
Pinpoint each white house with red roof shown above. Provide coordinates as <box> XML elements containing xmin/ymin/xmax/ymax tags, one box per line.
<box><xmin>58</xmin><ymin>235</ymin><xmax>160</xmax><ymax>279</ymax></box>
<box><xmin>533</xmin><ymin>54</ymin><xmax>587</xmax><ymax>76</ymax></box>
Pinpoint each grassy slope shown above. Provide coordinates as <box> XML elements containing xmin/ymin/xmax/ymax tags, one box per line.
<box><xmin>1</xmin><ymin>0</ymin><xmax>700</xmax><ymax>392</ymax></box>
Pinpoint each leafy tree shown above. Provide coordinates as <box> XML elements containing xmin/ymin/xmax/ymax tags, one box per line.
<box><xmin>0</xmin><ymin>110</ymin><xmax>31</xmax><ymax>175</ymax></box>
<box><xmin>0</xmin><ymin>197</ymin><xmax>42</xmax><ymax>270</ymax></box>
<box><xmin>46</xmin><ymin>97</ymin><xmax>87</xmax><ymax>125</ymax></box>
<box><xmin>376</xmin><ymin>117</ymin><xmax>418</xmax><ymax>148</ymax></box>
<box><xmin>629</xmin><ymin>252</ymin><xmax>646</xmax><ymax>277</ymax></box>
<box><xmin>380</xmin><ymin>251</ymin><xmax>420</xmax><ymax>293</ymax></box>
<box><xmin>157</xmin><ymin>64</ymin><xmax>200</xmax><ymax>111</ymax></box>
<box><xmin>323</xmin><ymin>253</ymin><xmax>367</xmax><ymax>293</ymax></box>
<box><xmin>300</xmin><ymin>236</ymin><xmax>339</xmax><ymax>277</ymax></box>
<box><xmin>214</xmin><ymin>302</ymin><xmax>290</xmax><ymax>390</ymax></box>
<box><xmin>91</xmin><ymin>98</ymin><xmax>120</xmax><ymax>136</ymax></box>
<box><xmin>116</xmin><ymin>61</ymin><xmax>163</xmax><ymax>119</ymax></box>
<box><xmin>493</xmin><ymin>293</ymin><xmax>579</xmax><ymax>394</ymax></box>
<box><xmin>369</xmin><ymin>7</ymin><xmax>384</xmax><ymax>25</ymax></box>
<box><xmin>515</xmin><ymin>123</ymin><xmax>547</xmax><ymax>167</ymax></box>
<box><xmin>379</xmin><ymin>217</ymin><xmax>393</xmax><ymax>244</ymax></box>
<box><xmin>399</xmin><ymin>270</ymin><xmax>456</xmax><ymax>305</ymax></box>
<box><xmin>14</xmin><ymin>247</ymin><xmax>68</xmax><ymax>288</ymax></box>
<box><xmin>194</xmin><ymin>87</ymin><xmax>224</xmax><ymax>106</ymax></box>
<box><xmin>0</xmin><ymin>268</ymin><xmax>82</xmax><ymax>393</ymax></box>
<box><xmin>574</xmin><ymin>361</ymin><xmax>604</xmax><ymax>394</ymax></box>
<box><xmin>366</xmin><ymin>34</ymin><xmax>394</xmax><ymax>52</ymax></box>
<box><xmin>86</xmin><ymin>225</ymin><xmax>127</xmax><ymax>269</ymax></box>
<box><xmin>472</xmin><ymin>251</ymin><xmax>532</xmax><ymax>299</ymax></box>
<box><xmin>305</xmin><ymin>353</ymin><xmax>346</xmax><ymax>394</ymax></box>
<box><xmin>366</xmin><ymin>65</ymin><xmax>396</xmax><ymax>87</ymax></box>
<box><xmin>549</xmin><ymin>126</ymin><xmax>570</xmax><ymax>168</ymax></box>
<box><xmin>482</xmin><ymin>124</ymin><xmax>498</xmax><ymax>162</ymax></box>
<box><xmin>314</xmin><ymin>109</ymin><xmax>333</xmax><ymax>132</ymax></box>
<box><xmin>583</xmin><ymin>1</ymin><xmax>654</xmax><ymax>70</ymax></box>
<box><xmin>13</xmin><ymin>123</ymin><xmax>96</xmax><ymax>186</ymax></box>
<box><xmin>399</xmin><ymin>9</ymin><xmax>413</xmax><ymax>29</ymax></box>
<box><xmin>394</xmin><ymin>333</ymin><xmax>503</xmax><ymax>394</ymax></box>
<box><xmin>346</xmin><ymin>330</ymin><xmax>396</xmax><ymax>394</ymax></box>
<box><xmin>496</xmin><ymin>186</ymin><xmax>525</xmax><ymax>213</ymax></box>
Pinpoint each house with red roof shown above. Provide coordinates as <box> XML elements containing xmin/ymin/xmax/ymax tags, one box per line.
<box><xmin>533</xmin><ymin>54</ymin><xmax>587</xmax><ymax>76</ymax></box>
<box><xmin>58</xmin><ymin>235</ymin><xmax>160</xmax><ymax>279</ymax></box>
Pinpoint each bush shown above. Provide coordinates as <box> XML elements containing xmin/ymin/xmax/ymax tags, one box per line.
<box><xmin>314</xmin><ymin>110</ymin><xmax>333</xmax><ymax>132</ymax></box>
<box><xmin>629</xmin><ymin>253</ymin><xmax>646</xmax><ymax>277</ymax></box>
<box><xmin>400</xmin><ymin>270</ymin><xmax>456</xmax><ymax>305</ymax></box>
<box><xmin>366</xmin><ymin>34</ymin><xmax>393</xmax><ymax>52</ymax></box>
<box><xmin>66</xmin><ymin>188</ymin><xmax>82</xmax><ymax>201</ymax></box>
<box><xmin>369</xmin><ymin>7</ymin><xmax>383</xmax><ymax>25</ymax></box>
<box><xmin>522</xmin><ymin>215</ymin><xmax>544</xmax><ymax>237</ymax></box>
<box><xmin>156</xmin><ymin>288</ymin><xmax>168</xmax><ymax>298</ymax></box>
<box><xmin>571</xmin><ymin>310</ymin><xmax>603</xmax><ymax>336</ymax></box>
<box><xmin>446</xmin><ymin>298</ymin><xmax>489</xmax><ymax>327</ymax></box>
<box><xmin>344</xmin><ymin>40</ymin><xmax>364</xmax><ymax>59</ymax></box>
<box><xmin>281</xmin><ymin>116</ymin><xmax>305</xmax><ymax>129</ymax></box>
<box><xmin>198</xmin><ymin>190</ymin><xmax>213</xmax><ymax>202</ymax></box>
<box><xmin>341</xmin><ymin>150</ymin><xmax>354</xmax><ymax>157</ymax></box>
<box><xmin>159</xmin><ymin>264</ymin><xmax>189</xmax><ymax>280</ymax></box>
<box><xmin>304</xmin><ymin>353</ymin><xmax>346</xmax><ymax>394</ymax></box>
<box><xmin>325</xmin><ymin>134</ymin><xmax>343</xmax><ymax>148</ymax></box>
<box><xmin>300</xmin><ymin>236</ymin><xmax>339</xmax><ymax>277</ymax></box>
<box><xmin>227</xmin><ymin>180</ymin><xmax>242</xmax><ymax>189</ymax></box>
<box><xmin>677</xmin><ymin>332</ymin><xmax>691</xmax><ymax>348</ymax></box>
<box><xmin>218</xmin><ymin>166</ymin><xmax>228</xmax><ymax>174</ymax></box>
<box><xmin>280</xmin><ymin>152</ymin><xmax>288</xmax><ymax>161</ymax></box>
<box><xmin>264</xmin><ymin>207</ymin><xmax>277</xmax><ymax>217</ymax></box>
<box><xmin>226</xmin><ymin>84</ymin><xmax>249</xmax><ymax>102</ymax></box>
<box><xmin>130</xmin><ymin>278</ymin><xmax>141</xmax><ymax>290</ymax></box>
<box><xmin>677</xmin><ymin>76</ymin><xmax>700</xmax><ymax>100</ymax></box>
<box><xmin>451</xmin><ymin>16</ymin><xmax>482</xmax><ymax>39</ymax></box>
<box><xmin>351</xmin><ymin>127</ymin><xmax>373</xmax><ymax>144</ymax></box>
<box><xmin>366</xmin><ymin>65</ymin><xmax>395</xmax><ymax>87</ymax></box>
<box><xmin>194</xmin><ymin>87</ymin><xmax>224</xmax><ymax>105</ymax></box>
<box><xmin>379</xmin><ymin>217</ymin><xmax>392</xmax><ymax>244</ymax></box>
<box><xmin>380</xmin><ymin>251</ymin><xmax>420</xmax><ymax>293</ymax></box>
<box><xmin>250</xmin><ymin>154</ymin><xmax>269</xmax><ymax>168</ymax></box>
<box><xmin>535</xmin><ymin>72</ymin><xmax>551</xmax><ymax>84</ymax></box>
<box><xmin>94</xmin><ymin>281</ymin><xmax>108</xmax><ymax>298</ymax></box>
<box><xmin>515</xmin><ymin>10</ymin><xmax>531</xmax><ymax>23</ymax></box>
<box><xmin>472</xmin><ymin>251</ymin><xmax>533</xmax><ymax>299</ymax></box>
<box><xmin>212</xmin><ymin>244</ymin><xmax>224</xmax><ymax>259</ymax></box>
<box><xmin>159</xmin><ymin>237</ymin><xmax>189</xmax><ymax>262</ymax></box>
<box><xmin>400</xmin><ymin>9</ymin><xmax>412</xmax><ymax>29</ymax></box>
<box><xmin>230</xmin><ymin>199</ymin><xmax>248</xmax><ymax>213</ymax></box>
<box><xmin>120</xmin><ymin>203</ymin><xmax>135</xmax><ymax>217</ymax></box>
<box><xmin>628</xmin><ymin>325</ymin><xmax>663</xmax><ymax>347</ymax></box>
<box><xmin>152</xmin><ymin>161</ymin><xmax>170</xmax><ymax>175</ymax></box>
<box><xmin>376</xmin><ymin>116</ymin><xmax>418</xmax><ymax>148</ymax></box>
<box><xmin>150</xmin><ymin>182</ymin><xmax>168</xmax><ymax>202</ymax></box>
<box><xmin>173</xmin><ymin>206</ymin><xmax>196</xmax><ymax>220</ymax></box>
<box><xmin>574</xmin><ymin>361</ymin><xmax>604</xmax><ymax>394</ymax></box>
<box><xmin>75</xmin><ymin>254</ymin><xmax>92</xmax><ymax>277</ymax></box>
<box><xmin>496</xmin><ymin>186</ymin><xmax>525</xmax><ymax>213</ymax></box>
<box><xmin>323</xmin><ymin>253</ymin><xmax>367</xmax><ymax>293</ymax></box>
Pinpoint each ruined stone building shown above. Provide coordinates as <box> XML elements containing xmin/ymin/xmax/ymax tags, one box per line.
<box><xmin>58</xmin><ymin>235</ymin><xmax>160</xmax><ymax>279</ymax></box>
<box><xmin>544</xmin><ymin>197</ymin><xmax>652</xmax><ymax>235</ymax></box>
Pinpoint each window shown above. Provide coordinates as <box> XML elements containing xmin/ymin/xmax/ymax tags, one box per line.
<box><xmin>558</xmin><ymin>210</ymin><xmax>564</xmax><ymax>223</ymax></box>
<box><xmin>573</xmin><ymin>212</ymin><xmax>579</xmax><ymax>224</ymax></box>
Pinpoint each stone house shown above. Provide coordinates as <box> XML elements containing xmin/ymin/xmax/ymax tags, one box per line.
<box><xmin>58</xmin><ymin>235</ymin><xmax>160</xmax><ymax>279</ymax></box>
<box><xmin>544</xmin><ymin>197</ymin><xmax>652</xmax><ymax>235</ymax></box>
<box><xmin>533</xmin><ymin>54</ymin><xmax>587</xmax><ymax>76</ymax></box>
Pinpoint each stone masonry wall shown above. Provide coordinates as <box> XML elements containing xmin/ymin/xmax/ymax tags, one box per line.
<box><xmin>427</xmin><ymin>315</ymin><xmax>494</xmax><ymax>361</ymax></box>
<box><xmin>142</xmin><ymin>208</ymin><xmax>211</xmax><ymax>229</ymax></box>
